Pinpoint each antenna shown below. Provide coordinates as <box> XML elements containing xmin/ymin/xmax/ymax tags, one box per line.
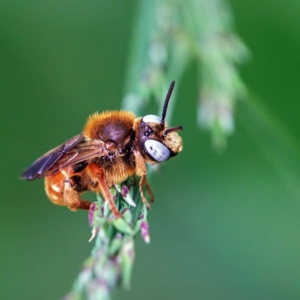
<box><xmin>161</xmin><ymin>81</ymin><xmax>175</xmax><ymax>126</ymax></box>
<box><xmin>163</xmin><ymin>125</ymin><xmax>184</xmax><ymax>136</ymax></box>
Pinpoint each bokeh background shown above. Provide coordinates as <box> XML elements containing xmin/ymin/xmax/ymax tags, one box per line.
<box><xmin>1</xmin><ymin>0</ymin><xmax>300</xmax><ymax>299</ymax></box>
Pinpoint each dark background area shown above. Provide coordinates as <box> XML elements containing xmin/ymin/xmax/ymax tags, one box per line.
<box><xmin>1</xmin><ymin>0</ymin><xmax>300</xmax><ymax>299</ymax></box>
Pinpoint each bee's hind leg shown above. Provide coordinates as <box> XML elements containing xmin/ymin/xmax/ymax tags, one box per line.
<box><xmin>63</xmin><ymin>178</ymin><xmax>91</xmax><ymax>211</ymax></box>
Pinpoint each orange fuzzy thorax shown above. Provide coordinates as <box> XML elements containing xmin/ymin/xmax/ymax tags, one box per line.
<box><xmin>83</xmin><ymin>110</ymin><xmax>136</xmax><ymax>140</ymax></box>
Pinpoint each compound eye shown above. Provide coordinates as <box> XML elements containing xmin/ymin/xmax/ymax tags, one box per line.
<box><xmin>144</xmin><ymin>140</ymin><xmax>170</xmax><ymax>162</ymax></box>
<box><xmin>142</xmin><ymin>115</ymin><xmax>162</xmax><ymax>124</ymax></box>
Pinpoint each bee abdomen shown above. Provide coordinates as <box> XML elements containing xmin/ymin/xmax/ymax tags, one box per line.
<box><xmin>45</xmin><ymin>173</ymin><xmax>65</xmax><ymax>205</ymax></box>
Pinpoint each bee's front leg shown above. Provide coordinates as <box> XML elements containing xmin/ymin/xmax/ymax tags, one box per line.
<box><xmin>142</xmin><ymin>175</ymin><xmax>154</xmax><ymax>204</ymax></box>
<box><xmin>139</xmin><ymin>175</ymin><xmax>151</xmax><ymax>210</ymax></box>
<box><xmin>133</xmin><ymin>151</ymin><xmax>154</xmax><ymax>209</ymax></box>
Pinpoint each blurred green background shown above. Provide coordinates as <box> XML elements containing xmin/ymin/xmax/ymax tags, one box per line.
<box><xmin>1</xmin><ymin>0</ymin><xmax>300</xmax><ymax>299</ymax></box>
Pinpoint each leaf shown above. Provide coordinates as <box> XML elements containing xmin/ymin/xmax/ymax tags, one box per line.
<box><xmin>112</xmin><ymin>218</ymin><xmax>134</xmax><ymax>236</ymax></box>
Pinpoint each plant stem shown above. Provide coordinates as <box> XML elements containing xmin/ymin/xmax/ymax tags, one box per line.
<box><xmin>66</xmin><ymin>0</ymin><xmax>248</xmax><ymax>299</ymax></box>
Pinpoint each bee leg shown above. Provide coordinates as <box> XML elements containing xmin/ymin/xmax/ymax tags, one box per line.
<box><xmin>139</xmin><ymin>175</ymin><xmax>151</xmax><ymax>210</ymax></box>
<box><xmin>134</xmin><ymin>151</ymin><xmax>147</xmax><ymax>176</ymax></box>
<box><xmin>143</xmin><ymin>175</ymin><xmax>155</xmax><ymax>203</ymax></box>
<box><xmin>63</xmin><ymin>178</ymin><xmax>91</xmax><ymax>211</ymax></box>
<box><xmin>87</xmin><ymin>163</ymin><xmax>122</xmax><ymax>218</ymax></box>
<box><xmin>133</xmin><ymin>151</ymin><xmax>153</xmax><ymax>209</ymax></box>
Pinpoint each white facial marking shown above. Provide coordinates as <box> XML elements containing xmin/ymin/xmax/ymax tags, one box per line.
<box><xmin>142</xmin><ymin>115</ymin><xmax>162</xmax><ymax>124</ymax></box>
<box><xmin>144</xmin><ymin>140</ymin><xmax>170</xmax><ymax>162</ymax></box>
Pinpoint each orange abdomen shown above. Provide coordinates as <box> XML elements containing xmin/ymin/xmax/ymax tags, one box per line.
<box><xmin>44</xmin><ymin>172</ymin><xmax>65</xmax><ymax>206</ymax></box>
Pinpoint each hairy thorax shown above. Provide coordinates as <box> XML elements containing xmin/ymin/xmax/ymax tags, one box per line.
<box><xmin>83</xmin><ymin>110</ymin><xmax>138</xmax><ymax>186</ymax></box>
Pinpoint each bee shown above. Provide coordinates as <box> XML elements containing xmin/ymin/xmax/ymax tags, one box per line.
<box><xmin>21</xmin><ymin>81</ymin><xmax>183</xmax><ymax>217</ymax></box>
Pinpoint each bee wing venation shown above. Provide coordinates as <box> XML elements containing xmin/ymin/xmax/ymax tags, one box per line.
<box><xmin>21</xmin><ymin>133</ymin><xmax>86</xmax><ymax>179</ymax></box>
<box><xmin>42</xmin><ymin>141</ymin><xmax>107</xmax><ymax>177</ymax></box>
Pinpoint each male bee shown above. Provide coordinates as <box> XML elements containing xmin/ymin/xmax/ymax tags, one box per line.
<box><xmin>21</xmin><ymin>81</ymin><xmax>183</xmax><ymax>217</ymax></box>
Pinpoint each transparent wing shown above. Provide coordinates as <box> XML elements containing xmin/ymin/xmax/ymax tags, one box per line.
<box><xmin>20</xmin><ymin>133</ymin><xmax>107</xmax><ymax>179</ymax></box>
